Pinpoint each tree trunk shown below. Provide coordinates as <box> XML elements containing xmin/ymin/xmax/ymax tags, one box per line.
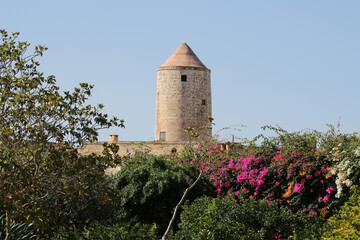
<box><xmin>5</xmin><ymin>209</ymin><xmax>12</xmax><ymax>240</ymax></box>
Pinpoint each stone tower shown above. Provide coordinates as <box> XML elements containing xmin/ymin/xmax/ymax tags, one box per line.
<box><xmin>155</xmin><ymin>43</ymin><xmax>212</xmax><ymax>142</ymax></box>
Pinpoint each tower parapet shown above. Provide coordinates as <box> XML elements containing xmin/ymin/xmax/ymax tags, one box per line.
<box><xmin>155</xmin><ymin>43</ymin><xmax>212</xmax><ymax>142</ymax></box>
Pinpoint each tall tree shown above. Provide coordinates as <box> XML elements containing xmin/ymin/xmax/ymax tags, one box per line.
<box><xmin>0</xmin><ymin>29</ymin><xmax>124</xmax><ymax>240</ymax></box>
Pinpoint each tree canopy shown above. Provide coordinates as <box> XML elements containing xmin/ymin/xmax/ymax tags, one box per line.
<box><xmin>0</xmin><ymin>29</ymin><xmax>124</xmax><ymax>240</ymax></box>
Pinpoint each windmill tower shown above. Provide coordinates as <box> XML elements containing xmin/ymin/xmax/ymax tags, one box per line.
<box><xmin>155</xmin><ymin>43</ymin><xmax>212</xmax><ymax>142</ymax></box>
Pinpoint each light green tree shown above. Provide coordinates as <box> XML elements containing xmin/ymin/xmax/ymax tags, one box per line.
<box><xmin>0</xmin><ymin>29</ymin><xmax>124</xmax><ymax>240</ymax></box>
<box><xmin>323</xmin><ymin>186</ymin><xmax>360</xmax><ymax>239</ymax></box>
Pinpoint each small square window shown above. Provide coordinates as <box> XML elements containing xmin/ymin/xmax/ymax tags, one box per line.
<box><xmin>160</xmin><ymin>132</ymin><xmax>166</xmax><ymax>141</ymax></box>
<box><xmin>181</xmin><ymin>75</ymin><xmax>187</xmax><ymax>82</ymax></box>
<box><xmin>202</xmin><ymin>99</ymin><xmax>206</xmax><ymax>105</ymax></box>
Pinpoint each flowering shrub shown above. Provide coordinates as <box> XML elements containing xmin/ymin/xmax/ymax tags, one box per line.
<box><xmin>175</xmin><ymin>126</ymin><xmax>360</xmax><ymax>218</ymax></box>
<box><xmin>329</xmin><ymin>144</ymin><xmax>360</xmax><ymax>198</ymax></box>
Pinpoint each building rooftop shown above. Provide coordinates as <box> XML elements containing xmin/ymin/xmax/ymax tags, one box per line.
<box><xmin>161</xmin><ymin>42</ymin><xmax>207</xmax><ymax>69</ymax></box>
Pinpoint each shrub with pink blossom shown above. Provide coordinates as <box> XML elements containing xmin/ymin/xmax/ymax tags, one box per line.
<box><xmin>175</xmin><ymin>126</ymin><xmax>360</xmax><ymax>218</ymax></box>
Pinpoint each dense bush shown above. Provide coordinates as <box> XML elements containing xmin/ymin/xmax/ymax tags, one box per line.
<box><xmin>171</xmin><ymin>195</ymin><xmax>324</xmax><ymax>240</ymax></box>
<box><xmin>109</xmin><ymin>155</ymin><xmax>215</xmax><ymax>232</ymax></box>
<box><xmin>34</xmin><ymin>172</ymin><xmax>118</xmax><ymax>238</ymax></box>
<box><xmin>54</xmin><ymin>222</ymin><xmax>158</xmax><ymax>240</ymax></box>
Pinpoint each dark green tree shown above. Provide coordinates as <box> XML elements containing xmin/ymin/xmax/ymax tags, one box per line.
<box><xmin>0</xmin><ymin>29</ymin><xmax>124</xmax><ymax>240</ymax></box>
<box><xmin>109</xmin><ymin>155</ymin><xmax>215</xmax><ymax>234</ymax></box>
<box><xmin>172</xmin><ymin>196</ymin><xmax>324</xmax><ymax>240</ymax></box>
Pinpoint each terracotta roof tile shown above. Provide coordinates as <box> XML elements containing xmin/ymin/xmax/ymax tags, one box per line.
<box><xmin>161</xmin><ymin>43</ymin><xmax>207</xmax><ymax>69</ymax></box>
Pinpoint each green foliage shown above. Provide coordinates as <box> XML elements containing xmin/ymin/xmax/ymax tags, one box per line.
<box><xmin>31</xmin><ymin>169</ymin><xmax>118</xmax><ymax>238</ymax></box>
<box><xmin>54</xmin><ymin>222</ymin><xmax>158</xmax><ymax>240</ymax></box>
<box><xmin>0</xmin><ymin>29</ymin><xmax>124</xmax><ymax>239</ymax></box>
<box><xmin>171</xmin><ymin>196</ymin><xmax>256</xmax><ymax>240</ymax></box>
<box><xmin>0</xmin><ymin>215</ymin><xmax>39</xmax><ymax>240</ymax></box>
<box><xmin>322</xmin><ymin>186</ymin><xmax>360</xmax><ymax>239</ymax></box>
<box><xmin>109</xmin><ymin>155</ymin><xmax>215</xmax><ymax>232</ymax></box>
<box><xmin>172</xmin><ymin>195</ymin><xmax>324</xmax><ymax>240</ymax></box>
<box><xmin>246</xmin><ymin>125</ymin><xmax>359</xmax><ymax>159</ymax></box>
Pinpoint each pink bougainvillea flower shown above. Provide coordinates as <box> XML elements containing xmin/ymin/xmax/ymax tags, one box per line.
<box><xmin>320</xmin><ymin>180</ymin><xmax>325</xmax><ymax>184</ymax></box>
<box><xmin>235</xmin><ymin>191</ymin><xmax>239</xmax><ymax>196</ymax></box>
<box><xmin>323</xmin><ymin>195</ymin><xmax>329</xmax><ymax>204</ymax></box>
<box><xmin>228</xmin><ymin>158</ymin><xmax>234</xmax><ymax>168</ymax></box>
<box><xmin>237</xmin><ymin>173</ymin><xmax>247</xmax><ymax>182</ymax></box>
<box><xmin>256</xmin><ymin>179</ymin><xmax>264</xmax><ymax>186</ymax></box>
<box><xmin>275</xmin><ymin>181</ymin><xmax>280</xmax><ymax>186</ymax></box>
<box><xmin>326</xmin><ymin>187</ymin><xmax>334</xmax><ymax>194</ymax></box>
<box><xmin>318</xmin><ymin>197</ymin><xmax>323</xmax><ymax>203</ymax></box>
<box><xmin>275</xmin><ymin>233</ymin><xmax>281</xmax><ymax>239</ymax></box>
<box><xmin>294</xmin><ymin>183</ymin><xmax>304</xmax><ymax>193</ymax></box>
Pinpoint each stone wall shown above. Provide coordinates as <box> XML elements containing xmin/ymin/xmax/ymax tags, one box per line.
<box><xmin>79</xmin><ymin>141</ymin><xmax>187</xmax><ymax>156</ymax></box>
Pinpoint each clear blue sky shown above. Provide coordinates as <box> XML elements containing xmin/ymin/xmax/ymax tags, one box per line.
<box><xmin>2</xmin><ymin>1</ymin><xmax>360</xmax><ymax>141</ymax></box>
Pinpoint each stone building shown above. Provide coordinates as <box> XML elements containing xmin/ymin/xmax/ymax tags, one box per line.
<box><xmin>155</xmin><ymin>43</ymin><xmax>212</xmax><ymax>142</ymax></box>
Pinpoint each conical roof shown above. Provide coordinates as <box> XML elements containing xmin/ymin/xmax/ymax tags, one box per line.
<box><xmin>161</xmin><ymin>43</ymin><xmax>207</xmax><ymax>69</ymax></box>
